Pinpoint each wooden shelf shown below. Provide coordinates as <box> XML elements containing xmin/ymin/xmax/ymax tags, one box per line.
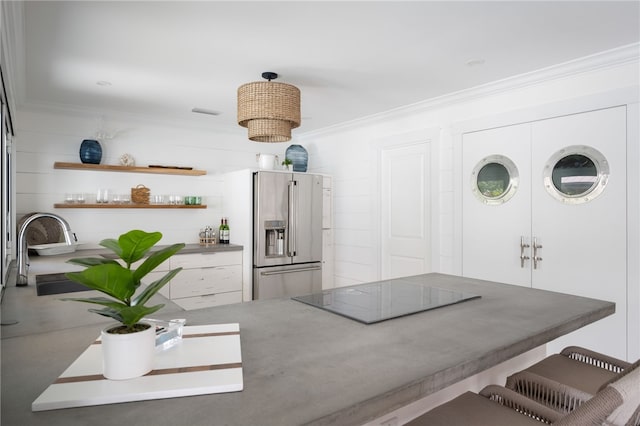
<box><xmin>54</xmin><ymin>203</ymin><xmax>207</xmax><ymax>209</ymax></box>
<box><xmin>54</xmin><ymin>162</ymin><xmax>207</xmax><ymax>176</ymax></box>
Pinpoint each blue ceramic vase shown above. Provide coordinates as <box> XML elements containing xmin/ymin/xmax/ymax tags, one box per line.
<box><xmin>79</xmin><ymin>139</ymin><xmax>102</xmax><ymax>164</ymax></box>
<box><xmin>285</xmin><ymin>144</ymin><xmax>308</xmax><ymax>172</ymax></box>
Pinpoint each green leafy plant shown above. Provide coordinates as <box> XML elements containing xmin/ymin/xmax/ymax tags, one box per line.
<box><xmin>63</xmin><ymin>230</ymin><xmax>185</xmax><ymax>332</ymax></box>
<box><xmin>282</xmin><ymin>158</ymin><xmax>293</xmax><ymax>166</ymax></box>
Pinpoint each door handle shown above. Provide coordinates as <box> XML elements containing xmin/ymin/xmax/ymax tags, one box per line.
<box><xmin>520</xmin><ymin>236</ymin><xmax>530</xmax><ymax>268</ymax></box>
<box><xmin>288</xmin><ymin>180</ymin><xmax>297</xmax><ymax>257</ymax></box>
<box><xmin>260</xmin><ymin>266</ymin><xmax>321</xmax><ymax>276</ymax></box>
<box><xmin>533</xmin><ymin>237</ymin><xmax>543</xmax><ymax>269</ymax></box>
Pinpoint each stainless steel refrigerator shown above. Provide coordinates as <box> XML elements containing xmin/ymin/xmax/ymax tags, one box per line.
<box><xmin>253</xmin><ymin>171</ymin><xmax>323</xmax><ymax>300</ymax></box>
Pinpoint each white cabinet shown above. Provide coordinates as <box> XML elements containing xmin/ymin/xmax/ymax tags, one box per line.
<box><xmin>145</xmin><ymin>250</ymin><xmax>243</xmax><ymax>310</ymax></box>
<box><xmin>322</xmin><ymin>229</ymin><xmax>334</xmax><ymax>290</ymax></box>
<box><xmin>322</xmin><ymin>176</ymin><xmax>332</xmax><ymax>229</ymax></box>
<box><xmin>322</xmin><ymin>176</ymin><xmax>334</xmax><ymax>289</ymax></box>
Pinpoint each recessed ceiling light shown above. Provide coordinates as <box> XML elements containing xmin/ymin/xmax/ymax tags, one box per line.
<box><xmin>192</xmin><ymin>107</ymin><xmax>221</xmax><ymax>116</ymax></box>
<box><xmin>96</xmin><ymin>80</ymin><xmax>112</xmax><ymax>86</ymax></box>
<box><xmin>466</xmin><ymin>58</ymin><xmax>486</xmax><ymax>67</ymax></box>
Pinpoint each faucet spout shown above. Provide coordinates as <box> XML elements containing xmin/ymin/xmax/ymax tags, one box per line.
<box><xmin>16</xmin><ymin>213</ymin><xmax>77</xmax><ymax>286</ymax></box>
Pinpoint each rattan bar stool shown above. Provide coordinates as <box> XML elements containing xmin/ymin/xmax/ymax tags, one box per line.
<box><xmin>506</xmin><ymin>346</ymin><xmax>636</xmax><ymax>413</ymax></box>
<box><xmin>406</xmin><ymin>363</ymin><xmax>639</xmax><ymax>426</ymax></box>
<box><xmin>404</xmin><ymin>386</ymin><xmax>560</xmax><ymax>426</ymax></box>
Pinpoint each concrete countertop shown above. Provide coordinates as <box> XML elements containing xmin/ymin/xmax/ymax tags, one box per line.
<box><xmin>1</xmin><ymin>273</ymin><xmax>614</xmax><ymax>426</ymax></box>
<box><xmin>152</xmin><ymin>243</ymin><xmax>243</xmax><ymax>255</ymax></box>
<box><xmin>97</xmin><ymin>242</ymin><xmax>243</xmax><ymax>258</ymax></box>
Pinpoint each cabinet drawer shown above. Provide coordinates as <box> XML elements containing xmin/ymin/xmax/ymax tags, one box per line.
<box><xmin>170</xmin><ymin>251</ymin><xmax>241</xmax><ymax>269</ymax></box>
<box><xmin>170</xmin><ymin>265</ymin><xmax>242</xmax><ymax>299</ymax></box>
<box><xmin>172</xmin><ymin>291</ymin><xmax>243</xmax><ymax>310</ymax></box>
<box><xmin>118</xmin><ymin>258</ymin><xmax>170</xmax><ymax>271</ymax></box>
<box><xmin>141</xmin><ymin>271</ymin><xmax>172</xmax><ymax>298</ymax></box>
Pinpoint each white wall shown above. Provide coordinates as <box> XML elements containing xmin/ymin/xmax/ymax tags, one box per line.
<box><xmin>14</xmin><ymin>109</ymin><xmax>291</xmax><ymax>248</ymax></box>
<box><xmin>299</xmin><ymin>50</ymin><xmax>639</xmax><ymax>288</ymax></box>
<box><xmin>13</xmin><ymin>47</ymin><xmax>639</xmax><ymax>295</ymax></box>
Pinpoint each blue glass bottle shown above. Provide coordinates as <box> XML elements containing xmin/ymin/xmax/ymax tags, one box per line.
<box><xmin>79</xmin><ymin>139</ymin><xmax>102</xmax><ymax>164</ymax></box>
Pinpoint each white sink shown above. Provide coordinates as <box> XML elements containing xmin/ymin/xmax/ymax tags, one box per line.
<box><xmin>29</xmin><ymin>242</ymin><xmax>78</xmax><ymax>256</ymax></box>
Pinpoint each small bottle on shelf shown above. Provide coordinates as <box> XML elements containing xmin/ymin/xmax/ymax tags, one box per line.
<box><xmin>223</xmin><ymin>217</ymin><xmax>230</xmax><ymax>244</ymax></box>
<box><xmin>218</xmin><ymin>217</ymin><xmax>230</xmax><ymax>244</ymax></box>
<box><xmin>219</xmin><ymin>218</ymin><xmax>226</xmax><ymax>244</ymax></box>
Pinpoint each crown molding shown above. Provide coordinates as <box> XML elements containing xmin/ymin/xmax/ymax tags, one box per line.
<box><xmin>300</xmin><ymin>43</ymin><xmax>640</xmax><ymax>139</ymax></box>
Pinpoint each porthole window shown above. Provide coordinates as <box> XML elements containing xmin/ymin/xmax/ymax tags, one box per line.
<box><xmin>543</xmin><ymin>145</ymin><xmax>609</xmax><ymax>204</ymax></box>
<box><xmin>471</xmin><ymin>155</ymin><xmax>519</xmax><ymax>205</ymax></box>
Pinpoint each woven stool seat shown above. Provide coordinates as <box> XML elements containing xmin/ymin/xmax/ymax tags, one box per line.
<box><xmin>506</xmin><ymin>346</ymin><xmax>636</xmax><ymax>413</ymax></box>
<box><xmin>407</xmin><ymin>363</ymin><xmax>639</xmax><ymax>426</ymax></box>
<box><xmin>405</xmin><ymin>388</ymin><xmax>557</xmax><ymax>426</ymax></box>
<box><xmin>513</xmin><ymin>353</ymin><xmax>620</xmax><ymax>395</ymax></box>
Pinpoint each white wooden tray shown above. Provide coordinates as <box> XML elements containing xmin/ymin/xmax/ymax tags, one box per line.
<box><xmin>32</xmin><ymin>323</ymin><xmax>243</xmax><ymax>411</ymax></box>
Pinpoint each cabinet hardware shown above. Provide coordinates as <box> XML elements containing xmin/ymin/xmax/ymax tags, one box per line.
<box><xmin>288</xmin><ymin>181</ymin><xmax>297</xmax><ymax>257</ymax></box>
<box><xmin>533</xmin><ymin>237</ymin><xmax>543</xmax><ymax>269</ymax></box>
<box><xmin>520</xmin><ymin>236</ymin><xmax>530</xmax><ymax>268</ymax></box>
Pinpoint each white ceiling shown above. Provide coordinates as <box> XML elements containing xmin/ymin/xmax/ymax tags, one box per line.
<box><xmin>13</xmin><ymin>1</ymin><xmax>640</xmax><ymax>135</ymax></box>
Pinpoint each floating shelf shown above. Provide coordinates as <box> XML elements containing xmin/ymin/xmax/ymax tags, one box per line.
<box><xmin>54</xmin><ymin>204</ymin><xmax>207</xmax><ymax>209</ymax></box>
<box><xmin>53</xmin><ymin>162</ymin><xmax>207</xmax><ymax>176</ymax></box>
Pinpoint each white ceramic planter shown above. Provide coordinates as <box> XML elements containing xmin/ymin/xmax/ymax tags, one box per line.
<box><xmin>101</xmin><ymin>322</ymin><xmax>155</xmax><ymax>380</ymax></box>
<box><xmin>257</xmin><ymin>153</ymin><xmax>278</xmax><ymax>170</ymax></box>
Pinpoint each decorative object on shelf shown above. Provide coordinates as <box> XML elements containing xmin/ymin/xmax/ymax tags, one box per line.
<box><xmin>256</xmin><ymin>153</ymin><xmax>278</xmax><ymax>170</ymax></box>
<box><xmin>62</xmin><ymin>229</ymin><xmax>185</xmax><ymax>380</ymax></box>
<box><xmin>237</xmin><ymin>72</ymin><xmax>301</xmax><ymax>143</ymax></box>
<box><xmin>119</xmin><ymin>153</ymin><xmax>135</xmax><ymax>167</ymax></box>
<box><xmin>64</xmin><ymin>193</ymin><xmax>86</xmax><ymax>204</ymax></box>
<box><xmin>79</xmin><ymin>139</ymin><xmax>102</xmax><ymax>164</ymax></box>
<box><xmin>285</xmin><ymin>144</ymin><xmax>308</xmax><ymax>172</ymax></box>
<box><xmin>282</xmin><ymin>157</ymin><xmax>293</xmax><ymax>171</ymax></box>
<box><xmin>219</xmin><ymin>217</ymin><xmax>230</xmax><ymax>244</ymax></box>
<box><xmin>199</xmin><ymin>225</ymin><xmax>216</xmax><ymax>246</ymax></box>
<box><xmin>97</xmin><ymin>188</ymin><xmax>111</xmax><ymax>204</ymax></box>
<box><xmin>131</xmin><ymin>184</ymin><xmax>150</xmax><ymax>204</ymax></box>
<box><xmin>184</xmin><ymin>195</ymin><xmax>202</xmax><ymax>205</ymax></box>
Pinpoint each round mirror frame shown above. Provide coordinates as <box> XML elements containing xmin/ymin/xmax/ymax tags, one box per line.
<box><xmin>543</xmin><ymin>145</ymin><xmax>609</xmax><ymax>204</ymax></box>
<box><xmin>471</xmin><ymin>155</ymin><xmax>519</xmax><ymax>205</ymax></box>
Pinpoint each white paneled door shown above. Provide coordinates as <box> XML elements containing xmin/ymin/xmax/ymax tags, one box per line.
<box><xmin>381</xmin><ymin>142</ymin><xmax>431</xmax><ymax>279</ymax></box>
<box><xmin>462</xmin><ymin>106</ymin><xmax>628</xmax><ymax>360</ymax></box>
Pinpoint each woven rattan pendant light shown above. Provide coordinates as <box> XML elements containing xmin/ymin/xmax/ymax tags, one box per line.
<box><xmin>237</xmin><ymin>72</ymin><xmax>301</xmax><ymax>142</ymax></box>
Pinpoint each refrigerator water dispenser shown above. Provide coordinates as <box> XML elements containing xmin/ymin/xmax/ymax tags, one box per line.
<box><xmin>264</xmin><ymin>220</ymin><xmax>286</xmax><ymax>257</ymax></box>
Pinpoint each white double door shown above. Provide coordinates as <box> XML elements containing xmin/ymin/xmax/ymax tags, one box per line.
<box><xmin>462</xmin><ymin>106</ymin><xmax>628</xmax><ymax>359</ymax></box>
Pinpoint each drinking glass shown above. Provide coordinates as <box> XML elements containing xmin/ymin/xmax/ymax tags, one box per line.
<box><xmin>97</xmin><ymin>188</ymin><xmax>110</xmax><ymax>203</ymax></box>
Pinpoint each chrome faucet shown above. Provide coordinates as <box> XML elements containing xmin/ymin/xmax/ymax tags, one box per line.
<box><xmin>16</xmin><ymin>212</ymin><xmax>77</xmax><ymax>286</ymax></box>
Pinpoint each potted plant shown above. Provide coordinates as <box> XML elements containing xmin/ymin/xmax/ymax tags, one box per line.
<box><xmin>63</xmin><ymin>229</ymin><xmax>185</xmax><ymax>380</ymax></box>
<box><xmin>282</xmin><ymin>157</ymin><xmax>293</xmax><ymax>171</ymax></box>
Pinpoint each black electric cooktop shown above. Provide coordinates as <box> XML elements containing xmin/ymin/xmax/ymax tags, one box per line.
<box><xmin>292</xmin><ymin>279</ymin><xmax>480</xmax><ymax>324</ymax></box>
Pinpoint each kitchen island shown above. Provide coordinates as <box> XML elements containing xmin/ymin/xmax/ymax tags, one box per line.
<box><xmin>1</xmin><ymin>272</ymin><xmax>614</xmax><ymax>426</ymax></box>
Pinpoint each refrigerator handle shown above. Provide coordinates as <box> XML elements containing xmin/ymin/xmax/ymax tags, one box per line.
<box><xmin>288</xmin><ymin>180</ymin><xmax>297</xmax><ymax>257</ymax></box>
<box><xmin>260</xmin><ymin>265</ymin><xmax>322</xmax><ymax>276</ymax></box>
